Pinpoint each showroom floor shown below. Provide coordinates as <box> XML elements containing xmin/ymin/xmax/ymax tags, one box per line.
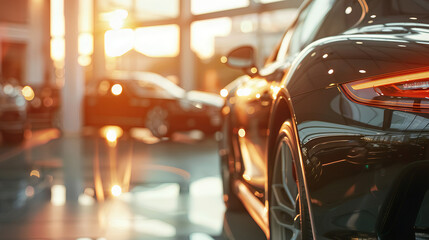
<box><xmin>0</xmin><ymin>128</ymin><xmax>266</xmax><ymax>240</ymax></box>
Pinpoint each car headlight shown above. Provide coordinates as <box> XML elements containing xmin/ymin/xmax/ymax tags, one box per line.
<box><xmin>342</xmin><ymin>67</ymin><xmax>429</xmax><ymax>113</ymax></box>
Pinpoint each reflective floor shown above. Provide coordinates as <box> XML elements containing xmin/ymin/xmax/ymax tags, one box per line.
<box><xmin>0</xmin><ymin>128</ymin><xmax>266</xmax><ymax>240</ymax></box>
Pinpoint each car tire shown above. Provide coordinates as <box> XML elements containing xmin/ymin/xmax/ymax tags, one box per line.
<box><xmin>269</xmin><ymin>121</ymin><xmax>312</xmax><ymax>240</ymax></box>
<box><xmin>2</xmin><ymin>130</ymin><xmax>25</xmax><ymax>144</ymax></box>
<box><xmin>145</xmin><ymin>106</ymin><xmax>170</xmax><ymax>138</ymax></box>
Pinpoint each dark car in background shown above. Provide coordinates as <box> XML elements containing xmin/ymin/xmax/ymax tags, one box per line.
<box><xmin>219</xmin><ymin>0</ymin><xmax>429</xmax><ymax>239</ymax></box>
<box><xmin>26</xmin><ymin>85</ymin><xmax>61</xmax><ymax>129</ymax></box>
<box><xmin>0</xmin><ymin>81</ymin><xmax>27</xmax><ymax>143</ymax></box>
<box><xmin>84</xmin><ymin>71</ymin><xmax>224</xmax><ymax>138</ymax></box>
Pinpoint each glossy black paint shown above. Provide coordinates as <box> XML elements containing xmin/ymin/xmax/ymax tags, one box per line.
<box><xmin>220</xmin><ymin>0</ymin><xmax>429</xmax><ymax>239</ymax></box>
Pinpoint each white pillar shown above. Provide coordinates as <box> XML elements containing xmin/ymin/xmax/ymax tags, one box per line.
<box><xmin>180</xmin><ymin>0</ymin><xmax>194</xmax><ymax>91</ymax></box>
<box><xmin>62</xmin><ymin>0</ymin><xmax>84</xmax><ymax>134</ymax></box>
<box><xmin>62</xmin><ymin>0</ymin><xmax>84</xmax><ymax>202</ymax></box>
<box><xmin>27</xmin><ymin>0</ymin><xmax>45</xmax><ymax>85</ymax></box>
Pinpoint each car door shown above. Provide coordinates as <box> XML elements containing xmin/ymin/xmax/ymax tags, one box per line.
<box><xmin>233</xmin><ymin>0</ymin><xmax>340</xmax><ymax>202</ymax></box>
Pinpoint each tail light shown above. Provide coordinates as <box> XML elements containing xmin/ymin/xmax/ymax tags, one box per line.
<box><xmin>341</xmin><ymin>67</ymin><xmax>429</xmax><ymax>112</ymax></box>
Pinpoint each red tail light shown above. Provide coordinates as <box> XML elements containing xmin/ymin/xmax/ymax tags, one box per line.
<box><xmin>341</xmin><ymin>68</ymin><xmax>429</xmax><ymax>112</ymax></box>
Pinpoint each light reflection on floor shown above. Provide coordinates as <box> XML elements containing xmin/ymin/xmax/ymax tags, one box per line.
<box><xmin>0</xmin><ymin>127</ymin><xmax>233</xmax><ymax>240</ymax></box>
<box><xmin>0</xmin><ymin>127</ymin><xmax>267</xmax><ymax>240</ymax></box>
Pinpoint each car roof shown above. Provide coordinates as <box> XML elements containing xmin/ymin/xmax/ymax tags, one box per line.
<box><xmin>107</xmin><ymin>71</ymin><xmax>186</xmax><ymax>98</ymax></box>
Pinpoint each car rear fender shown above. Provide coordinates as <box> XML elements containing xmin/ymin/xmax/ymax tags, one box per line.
<box><xmin>285</xmin><ymin>31</ymin><xmax>429</xmax><ymax>98</ymax></box>
<box><xmin>266</xmin><ymin>87</ymin><xmax>316</xmax><ymax>238</ymax></box>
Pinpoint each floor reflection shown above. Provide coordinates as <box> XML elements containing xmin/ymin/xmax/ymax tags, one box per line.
<box><xmin>0</xmin><ymin>128</ymin><xmax>265</xmax><ymax>240</ymax></box>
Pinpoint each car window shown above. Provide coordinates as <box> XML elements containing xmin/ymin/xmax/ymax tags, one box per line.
<box><xmin>130</xmin><ymin>80</ymin><xmax>173</xmax><ymax>99</ymax></box>
<box><xmin>132</xmin><ymin>72</ymin><xmax>186</xmax><ymax>99</ymax></box>
<box><xmin>314</xmin><ymin>0</ymin><xmax>363</xmax><ymax>40</ymax></box>
<box><xmin>272</xmin><ymin>0</ymin><xmax>363</xmax><ymax>64</ymax></box>
<box><xmin>287</xmin><ymin>0</ymin><xmax>335</xmax><ymax>56</ymax></box>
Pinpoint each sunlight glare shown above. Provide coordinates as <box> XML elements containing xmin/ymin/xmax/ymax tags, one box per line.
<box><xmin>78</xmin><ymin>33</ymin><xmax>94</xmax><ymax>56</ymax></box>
<box><xmin>106</xmin><ymin>9</ymin><xmax>128</xmax><ymax>29</ymax></box>
<box><xmin>134</xmin><ymin>25</ymin><xmax>179</xmax><ymax>57</ymax></box>
<box><xmin>50</xmin><ymin>0</ymin><xmax>64</xmax><ymax>37</ymax></box>
<box><xmin>51</xmin><ymin>37</ymin><xmax>65</xmax><ymax>62</ymax></box>
<box><xmin>51</xmin><ymin>185</ymin><xmax>66</xmax><ymax>206</ymax></box>
<box><xmin>189</xmin><ymin>177</ymin><xmax>225</xmax><ymax>232</ymax></box>
<box><xmin>111</xmin><ymin>185</ymin><xmax>122</xmax><ymax>197</ymax></box>
<box><xmin>105</xmin><ymin>29</ymin><xmax>134</xmax><ymax>57</ymax></box>
<box><xmin>191</xmin><ymin>0</ymin><xmax>249</xmax><ymax>15</ymax></box>
<box><xmin>191</xmin><ymin>18</ymin><xmax>231</xmax><ymax>59</ymax></box>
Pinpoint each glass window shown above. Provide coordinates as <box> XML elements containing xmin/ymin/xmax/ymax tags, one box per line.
<box><xmin>131</xmin><ymin>80</ymin><xmax>173</xmax><ymax>98</ymax></box>
<box><xmin>260</xmin><ymin>8</ymin><xmax>298</xmax><ymax>33</ymax></box>
<box><xmin>191</xmin><ymin>0</ymin><xmax>249</xmax><ymax>15</ymax></box>
<box><xmin>191</xmin><ymin>18</ymin><xmax>232</xmax><ymax>60</ymax></box>
<box><xmin>134</xmin><ymin>25</ymin><xmax>180</xmax><ymax>58</ymax></box>
<box><xmin>98</xmin><ymin>0</ymin><xmax>132</xmax><ymax>12</ymax></box>
<box><xmin>315</xmin><ymin>0</ymin><xmax>363</xmax><ymax>40</ymax></box>
<box><xmin>131</xmin><ymin>72</ymin><xmax>185</xmax><ymax>98</ymax></box>
<box><xmin>255</xmin><ymin>0</ymin><xmax>285</xmax><ymax>3</ymax></box>
<box><xmin>104</xmin><ymin>29</ymin><xmax>134</xmax><ymax>57</ymax></box>
<box><xmin>135</xmin><ymin>0</ymin><xmax>179</xmax><ymax>21</ymax></box>
<box><xmin>287</xmin><ymin>0</ymin><xmax>335</xmax><ymax>55</ymax></box>
<box><xmin>273</xmin><ymin>0</ymin><xmax>363</xmax><ymax>63</ymax></box>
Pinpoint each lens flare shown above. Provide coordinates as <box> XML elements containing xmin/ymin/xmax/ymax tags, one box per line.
<box><xmin>111</xmin><ymin>185</ymin><xmax>122</xmax><ymax>197</ymax></box>
<box><xmin>22</xmin><ymin>86</ymin><xmax>35</xmax><ymax>101</ymax></box>
<box><xmin>111</xmin><ymin>84</ymin><xmax>123</xmax><ymax>96</ymax></box>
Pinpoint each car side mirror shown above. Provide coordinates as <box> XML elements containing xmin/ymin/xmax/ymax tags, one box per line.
<box><xmin>226</xmin><ymin>46</ymin><xmax>258</xmax><ymax>77</ymax></box>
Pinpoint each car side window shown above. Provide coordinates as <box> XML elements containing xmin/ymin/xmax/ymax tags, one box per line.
<box><xmin>287</xmin><ymin>0</ymin><xmax>336</xmax><ymax>56</ymax></box>
<box><xmin>273</xmin><ymin>0</ymin><xmax>363</xmax><ymax>64</ymax></box>
<box><xmin>314</xmin><ymin>0</ymin><xmax>363</xmax><ymax>40</ymax></box>
<box><xmin>132</xmin><ymin>80</ymin><xmax>172</xmax><ymax>99</ymax></box>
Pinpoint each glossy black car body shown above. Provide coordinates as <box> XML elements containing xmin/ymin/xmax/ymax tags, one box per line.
<box><xmin>220</xmin><ymin>0</ymin><xmax>429</xmax><ymax>239</ymax></box>
<box><xmin>84</xmin><ymin>71</ymin><xmax>224</xmax><ymax>138</ymax></box>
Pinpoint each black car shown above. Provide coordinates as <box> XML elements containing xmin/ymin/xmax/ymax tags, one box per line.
<box><xmin>84</xmin><ymin>71</ymin><xmax>224</xmax><ymax>138</ymax></box>
<box><xmin>220</xmin><ymin>0</ymin><xmax>429</xmax><ymax>239</ymax></box>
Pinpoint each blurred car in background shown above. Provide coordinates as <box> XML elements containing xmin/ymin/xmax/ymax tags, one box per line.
<box><xmin>84</xmin><ymin>71</ymin><xmax>224</xmax><ymax>138</ymax></box>
<box><xmin>25</xmin><ymin>85</ymin><xmax>61</xmax><ymax>129</ymax></box>
<box><xmin>0</xmin><ymin>81</ymin><xmax>27</xmax><ymax>143</ymax></box>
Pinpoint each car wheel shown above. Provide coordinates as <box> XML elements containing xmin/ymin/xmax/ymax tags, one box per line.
<box><xmin>145</xmin><ymin>106</ymin><xmax>170</xmax><ymax>138</ymax></box>
<box><xmin>2</xmin><ymin>130</ymin><xmax>25</xmax><ymax>144</ymax></box>
<box><xmin>270</xmin><ymin>121</ymin><xmax>312</xmax><ymax>240</ymax></box>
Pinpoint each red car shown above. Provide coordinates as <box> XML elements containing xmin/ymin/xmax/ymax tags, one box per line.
<box><xmin>84</xmin><ymin>71</ymin><xmax>224</xmax><ymax>138</ymax></box>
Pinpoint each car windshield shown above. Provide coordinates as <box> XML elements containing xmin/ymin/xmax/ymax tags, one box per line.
<box><xmin>131</xmin><ymin>72</ymin><xmax>186</xmax><ymax>99</ymax></box>
<box><xmin>109</xmin><ymin>71</ymin><xmax>186</xmax><ymax>99</ymax></box>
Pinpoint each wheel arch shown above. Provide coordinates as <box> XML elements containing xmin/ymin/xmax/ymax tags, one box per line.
<box><xmin>266</xmin><ymin>87</ymin><xmax>317</xmax><ymax>239</ymax></box>
<box><xmin>267</xmin><ymin>88</ymin><xmax>295</xmax><ymax>187</ymax></box>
